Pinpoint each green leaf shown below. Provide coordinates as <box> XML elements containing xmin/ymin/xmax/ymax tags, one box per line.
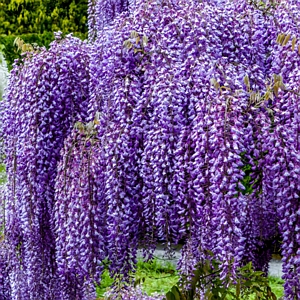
<box><xmin>130</xmin><ymin>30</ymin><xmax>139</xmax><ymax>38</ymax></box>
<box><xmin>171</xmin><ymin>286</ymin><xmax>182</xmax><ymax>300</ymax></box>
<box><xmin>282</xmin><ymin>33</ymin><xmax>291</xmax><ymax>46</ymax></box>
<box><xmin>165</xmin><ymin>291</ymin><xmax>176</xmax><ymax>300</ymax></box>
<box><xmin>143</xmin><ymin>35</ymin><xmax>148</xmax><ymax>46</ymax></box>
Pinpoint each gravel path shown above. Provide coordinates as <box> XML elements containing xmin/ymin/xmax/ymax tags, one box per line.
<box><xmin>138</xmin><ymin>245</ymin><xmax>283</xmax><ymax>278</ymax></box>
<box><xmin>268</xmin><ymin>259</ymin><xmax>283</xmax><ymax>277</ymax></box>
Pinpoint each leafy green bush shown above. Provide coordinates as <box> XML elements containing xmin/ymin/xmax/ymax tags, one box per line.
<box><xmin>166</xmin><ymin>259</ymin><xmax>278</xmax><ymax>300</ymax></box>
<box><xmin>0</xmin><ymin>0</ymin><xmax>88</xmax><ymax>36</ymax></box>
<box><xmin>95</xmin><ymin>259</ymin><xmax>284</xmax><ymax>300</ymax></box>
<box><xmin>268</xmin><ymin>277</ymin><xmax>284</xmax><ymax>299</ymax></box>
<box><xmin>0</xmin><ymin>31</ymin><xmax>87</xmax><ymax>69</ymax></box>
<box><xmin>96</xmin><ymin>259</ymin><xmax>179</xmax><ymax>298</ymax></box>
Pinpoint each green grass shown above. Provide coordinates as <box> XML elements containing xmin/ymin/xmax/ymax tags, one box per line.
<box><xmin>0</xmin><ymin>163</ymin><xmax>6</xmax><ymax>185</ymax></box>
<box><xmin>134</xmin><ymin>259</ymin><xmax>179</xmax><ymax>295</ymax></box>
<box><xmin>96</xmin><ymin>259</ymin><xmax>285</xmax><ymax>299</ymax></box>
<box><xmin>96</xmin><ymin>259</ymin><xmax>179</xmax><ymax>298</ymax></box>
<box><xmin>269</xmin><ymin>276</ymin><xmax>285</xmax><ymax>299</ymax></box>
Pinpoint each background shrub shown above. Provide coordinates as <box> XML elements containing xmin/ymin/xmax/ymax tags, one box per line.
<box><xmin>0</xmin><ymin>0</ymin><xmax>88</xmax><ymax>36</ymax></box>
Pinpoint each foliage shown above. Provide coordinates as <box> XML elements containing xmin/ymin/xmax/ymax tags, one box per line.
<box><xmin>96</xmin><ymin>259</ymin><xmax>284</xmax><ymax>300</ymax></box>
<box><xmin>0</xmin><ymin>0</ymin><xmax>88</xmax><ymax>36</ymax></box>
<box><xmin>0</xmin><ymin>0</ymin><xmax>300</xmax><ymax>299</ymax></box>
<box><xmin>269</xmin><ymin>277</ymin><xmax>284</xmax><ymax>299</ymax></box>
<box><xmin>0</xmin><ymin>0</ymin><xmax>88</xmax><ymax>69</ymax></box>
<box><xmin>0</xmin><ymin>32</ymin><xmax>87</xmax><ymax>70</ymax></box>
<box><xmin>0</xmin><ymin>164</ymin><xmax>6</xmax><ymax>185</ymax></box>
<box><xmin>97</xmin><ymin>259</ymin><xmax>178</xmax><ymax>298</ymax></box>
<box><xmin>166</xmin><ymin>259</ymin><xmax>277</xmax><ymax>300</ymax></box>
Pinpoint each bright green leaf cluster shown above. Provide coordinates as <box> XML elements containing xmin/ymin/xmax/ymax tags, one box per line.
<box><xmin>166</xmin><ymin>258</ymin><xmax>278</xmax><ymax>300</ymax></box>
<box><xmin>0</xmin><ymin>0</ymin><xmax>88</xmax><ymax>35</ymax></box>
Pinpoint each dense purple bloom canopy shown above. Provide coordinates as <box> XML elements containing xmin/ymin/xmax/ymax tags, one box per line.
<box><xmin>0</xmin><ymin>0</ymin><xmax>300</xmax><ymax>299</ymax></box>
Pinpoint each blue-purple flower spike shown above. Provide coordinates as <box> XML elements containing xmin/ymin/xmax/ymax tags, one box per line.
<box><xmin>1</xmin><ymin>0</ymin><xmax>300</xmax><ymax>299</ymax></box>
<box><xmin>1</xmin><ymin>35</ymin><xmax>90</xmax><ymax>299</ymax></box>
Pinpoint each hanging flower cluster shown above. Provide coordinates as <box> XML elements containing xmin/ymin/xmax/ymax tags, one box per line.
<box><xmin>259</xmin><ymin>2</ymin><xmax>300</xmax><ymax>297</ymax></box>
<box><xmin>88</xmin><ymin>0</ymin><xmax>135</xmax><ymax>41</ymax></box>
<box><xmin>54</xmin><ymin>121</ymin><xmax>107</xmax><ymax>299</ymax></box>
<box><xmin>0</xmin><ymin>241</ymin><xmax>11</xmax><ymax>300</ymax></box>
<box><xmin>87</xmin><ymin>0</ymin><xmax>276</xmax><ymax>280</ymax></box>
<box><xmin>0</xmin><ymin>186</ymin><xmax>11</xmax><ymax>300</ymax></box>
<box><xmin>1</xmin><ymin>0</ymin><xmax>300</xmax><ymax>299</ymax></box>
<box><xmin>1</xmin><ymin>34</ymin><xmax>90</xmax><ymax>299</ymax></box>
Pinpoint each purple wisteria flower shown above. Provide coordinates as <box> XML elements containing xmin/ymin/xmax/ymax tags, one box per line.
<box><xmin>1</xmin><ymin>0</ymin><xmax>300</xmax><ymax>298</ymax></box>
<box><xmin>1</xmin><ymin>35</ymin><xmax>90</xmax><ymax>299</ymax></box>
<box><xmin>54</xmin><ymin>125</ymin><xmax>106</xmax><ymax>299</ymax></box>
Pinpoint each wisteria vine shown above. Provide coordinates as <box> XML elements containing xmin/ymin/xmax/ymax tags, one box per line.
<box><xmin>1</xmin><ymin>33</ymin><xmax>90</xmax><ymax>299</ymax></box>
<box><xmin>0</xmin><ymin>0</ymin><xmax>300</xmax><ymax>299</ymax></box>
